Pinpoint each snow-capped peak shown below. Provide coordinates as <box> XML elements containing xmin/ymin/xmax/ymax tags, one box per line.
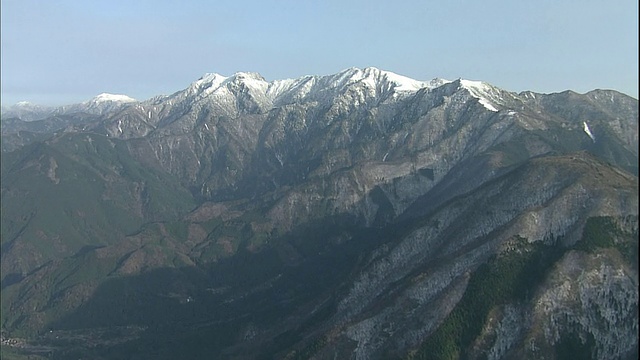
<box><xmin>173</xmin><ymin>67</ymin><xmax>463</xmax><ymax>112</ymax></box>
<box><xmin>458</xmin><ymin>79</ymin><xmax>500</xmax><ymax>112</ymax></box>
<box><xmin>232</xmin><ymin>72</ymin><xmax>266</xmax><ymax>82</ymax></box>
<box><xmin>193</xmin><ymin>73</ymin><xmax>228</xmax><ymax>89</ymax></box>
<box><xmin>189</xmin><ymin>72</ymin><xmax>270</xmax><ymax>95</ymax></box>
<box><xmin>319</xmin><ymin>67</ymin><xmax>447</xmax><ymax>94</ymax></box>
<box><xmin>90</xmin><ymin>93</ymin><xmax>137</xmax><ymax>103</ymax></box>
<box><xmin>364</xmin><ymin>67</ymin><xmax>433</xmax><ymax>91</ymax></box>
<box><xmin>228</xmin><ymin>72</ymin><xmax>269</xmax><ymax>92</ymax></box>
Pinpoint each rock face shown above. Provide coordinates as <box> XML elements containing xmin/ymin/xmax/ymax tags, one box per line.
<box><xmin>1</xmin><ymin>68</ymin><xmax>638</xmax><ymax>359</ymax></box>
<box><xmin>530</xmin><ymin>250</ymin><xmax>638</xmax><ymax>359</ymax></box>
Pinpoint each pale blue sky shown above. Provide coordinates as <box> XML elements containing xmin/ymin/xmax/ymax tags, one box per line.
<box><xmin>1</xmin><ymin>0</ymin><xmax>638</xmax><ymax>106</ymax></box>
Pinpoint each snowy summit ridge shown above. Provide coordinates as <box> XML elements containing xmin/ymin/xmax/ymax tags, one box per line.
<box><xmin>89</xmin><ymin>93</ymin><xmax>137</xmax><ymax>104</ymax></box>
<box><xmin>180</xmin><ymin>67</ymin><xmax>453</xmax><ymax>108</ymax></box>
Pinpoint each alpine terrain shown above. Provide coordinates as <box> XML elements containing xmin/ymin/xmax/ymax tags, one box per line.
<box><xmin>1</xmin><ymin>67</ymin><xmax>638</xmax><ymax>359</ymax></box>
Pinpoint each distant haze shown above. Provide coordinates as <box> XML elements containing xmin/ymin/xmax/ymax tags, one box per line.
<box><xmin>1</xmin><ymin>0</ymin><xmax>638</xmax><ymax>106</ymax></box>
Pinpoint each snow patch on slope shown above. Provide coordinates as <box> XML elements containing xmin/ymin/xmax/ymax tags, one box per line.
<box><xmin>583</xmin><ymin>121</ymin><xmax>596</xmax><ymax>142</ymax></box>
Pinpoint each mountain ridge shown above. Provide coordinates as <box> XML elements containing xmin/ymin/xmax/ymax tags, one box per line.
<box><xmin>1</xmin><ymin>67</ymin><xmax>638</xmax><ymax>359</ymax></box>
<box><xmin>4</xmin><ymin>67</ymin><xmax>636</xmax><ymax>121</ymax></box>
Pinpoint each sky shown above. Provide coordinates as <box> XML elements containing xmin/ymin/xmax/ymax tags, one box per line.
<box><xmin>1</xmin><ymin>0</ymin><xmax>638</xmax><ymax>106</ymax></box>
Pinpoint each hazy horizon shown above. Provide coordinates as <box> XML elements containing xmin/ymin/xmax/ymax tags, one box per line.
<box><xmin>2</xmin><ymin>0</ymin><xmax>638</xmax><ymax>106</ymax></box>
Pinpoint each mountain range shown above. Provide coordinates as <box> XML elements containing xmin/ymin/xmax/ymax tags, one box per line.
<box><xmin>1</xmin><ymin>67</ymin><xmax>638</xmax><ymax>359</ymax></box>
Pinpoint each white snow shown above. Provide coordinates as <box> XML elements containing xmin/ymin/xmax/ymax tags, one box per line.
<box><xmin>478</xmin><ymin>98</ymin><xmax>498</xmax><ymax>112</ymax></box>
<box><xmin>460</xmin><ymin>79</ymin><xmax>499</xmax><ymax>112</ymax></box>
<box><xmin>583</xmin><ymin>121</ymin><xmax>596</xmax><ymax>142</ymax></box>
<box><xmin>194</xmin><ymin>73</ymin><xmax>228</xmax><ymax>89</ymax></box>
<box><xmin>148</xmin><ymin>111</ymin><xmax>151</xmax><ymax>119</ymax></box>
<box><xmin>266</xmin><ymin>78</ymin><xmax>297</xmax><ymax>97</ymax></box>
<box><xmin>315</xmin><ymin>67</ymin><xmax>447</xmax><ymax>96</ymax></box>
<box><xmin>190</xmin><ymin>72</ymin><xmax>272</xmax><ymax>105</ymax></box>
<box><xmin>383</xmin><ymin>71</ymin><xmax>439</xmax><ymax>91</ymax></box>
<box><xmin>233</xmin><ymin>72</ymin><xmax>268</xmax><ymax>90</ymax></box>
<box><xmin>267</xmin><ymin>77</ymin><xmax>316</xmax><ymax>100</ymax></box>
<box><xmin>92</xmin><ymin>93</ymin><xmax>136</xmax><ymax>103</ymax></box>
<box><xmin>459</xmin><ymin>79</ymin><xmax>483</xmax><ymax>89</ymax></box>
<box><xmin>343</xmin><ymin>67</ymin><xmax>445</xmax><ymax>92</ymax></box>
<box><xmin>117</xmin><ymin>120</ymin><xmax>123</xmax><ymax>134</ymax></box>
<box><xmin>204</xmin><ymin>123</ymin><xmax>210</xmax><ymax>130</ymax></box>
<box><xmin>183</xmin><ymin>67</ymin><xmax>455</xmax><ymax>110</ymax></box>
<box><xmin>176</xmin><ymin>68</ymin><xmax>503</xmax><ymax>118</ymax></box>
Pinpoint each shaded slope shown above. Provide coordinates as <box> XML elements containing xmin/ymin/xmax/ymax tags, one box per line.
<box><xmin>1</xmin><ymin>132</ymin><xmax>196</xmax><ymax>279</ymax></box>
<box><xmin>2</xmin><ymin>152</ymin><xmax>635</xmax><ymax>359</ymax></box>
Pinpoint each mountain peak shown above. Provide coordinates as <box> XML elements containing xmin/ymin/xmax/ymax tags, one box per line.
<box><xmin>1</xmin><ymin>64</ymin><xmax>637</xmax><ymax>360</ymax></box>
<box><xmin>194</xmin><ymin>72</ymin><xmax>267</xmax><ymax>86</ymax></box>
<box><xmin>7</xmin><ymin>101</ymin><xmax>49</xmax><ymax>109</ymax></box>
<box><xmin>183</xmin><ymin>68</ymin><xmax>451</xmax><ymax>104</ymax></box>
<box><xmin>455</xmin><ymin>78</ymin><xmax>501</xmax><ymax>112</ymax></box>
<box><xmin>458</xmin><ymin>78</ymin><xmax>490</xmax><ymax>90</ymax></box>
<box><xmin>330</xmin><ymin>67</ymin><xmax>449</xmax><ymax>92</ymax></box>
<box><xmin>228</xmin><ymin>72</ymin><xmax>269</xmax><ymax>91</ymax></box>
<box><xmin>232</xmin><ymin>72</ymin><xmax>266</xmax><ymax>82</ymax></box>
<box><xmin>198</xmin><ymin>72</ymin><xmax>226</xmax><ymax>82</ymax></box>
<box><xmin>191</xmin><ymin>73</ymin><xmax>228</xmax><ymax>90</ymax></box>
<box><xmin>90</xmin><ymin>93</ymin><xmax>137</xmax><ymax>103</ymax></box>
